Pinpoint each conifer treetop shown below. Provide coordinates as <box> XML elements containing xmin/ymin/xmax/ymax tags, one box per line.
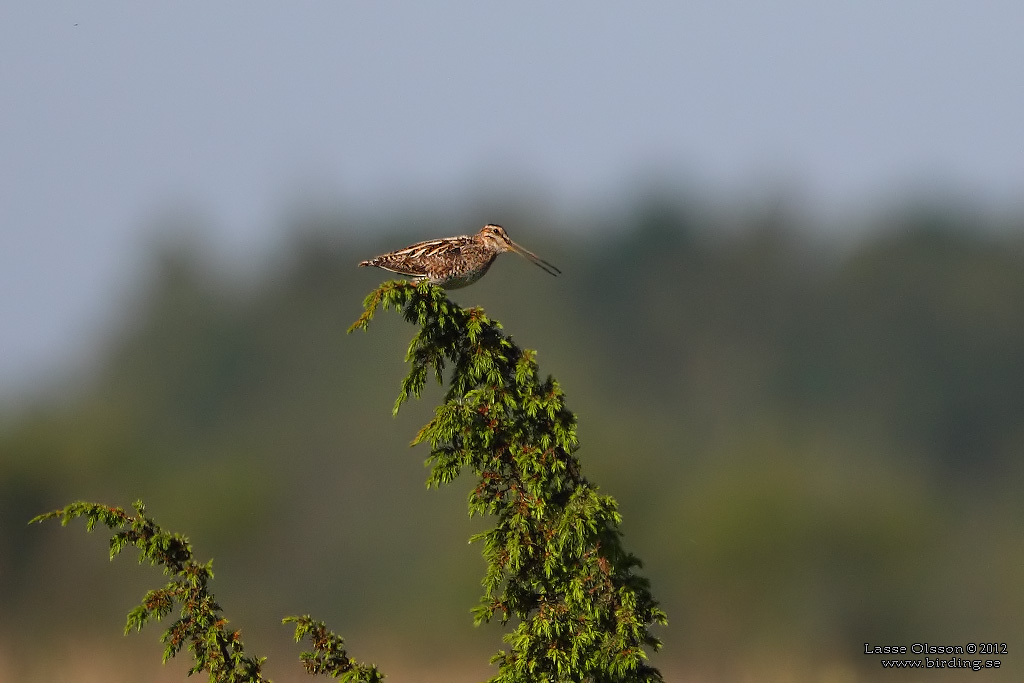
<box><xmin>352</xmin><ymin>281</ymin><xmax>667</xmax><ymax>683</ymax></box>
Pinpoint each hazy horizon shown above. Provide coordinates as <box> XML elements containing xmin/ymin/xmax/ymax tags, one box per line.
<box><xmin>3</xmin><ymin>2</ymin><xmax>1023</xmax><ymax>398</ymax></box>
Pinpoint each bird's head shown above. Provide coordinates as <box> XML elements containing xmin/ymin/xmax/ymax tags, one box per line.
<box><xmin>476</xmin><ymin>224</ymin><xmax>561</xmax><ymax>277</ymax></box>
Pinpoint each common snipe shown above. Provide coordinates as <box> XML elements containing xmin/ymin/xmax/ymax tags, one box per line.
<box><xmin>359</xmin><ymin>224</ymin><xmax>560</xmax><ymax>289</ymax></box>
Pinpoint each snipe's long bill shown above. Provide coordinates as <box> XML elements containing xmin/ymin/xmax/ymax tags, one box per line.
<box><xmin>358</xmin><ymin>224</ymin><xmax>561</xmax><ymax>289</ymax></box>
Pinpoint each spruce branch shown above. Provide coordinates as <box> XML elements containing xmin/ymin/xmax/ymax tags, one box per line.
<box><xmin>351</xmin><ymin>281</ymin><xmax>667</xmax><ymax>683</ymax></box>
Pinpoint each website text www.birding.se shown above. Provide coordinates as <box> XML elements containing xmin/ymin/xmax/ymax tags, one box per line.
<box><xmin>864</xmin><ymin>642</ymin><xmax>1006</xmax><ymax>671</ymax></box>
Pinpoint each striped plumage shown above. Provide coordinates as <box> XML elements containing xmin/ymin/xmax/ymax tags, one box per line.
<box><xmin>359</xmin><ymin>224</ymin><xmax>560</xmax><ymax>289</ymax></box>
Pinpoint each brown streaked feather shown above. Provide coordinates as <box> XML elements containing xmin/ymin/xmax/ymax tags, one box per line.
<box><xmin>360</xmin><ymin>237</ymin><xmax>483</xmax><ymax>275</ymax></box>
<box><xmin>382</xmin><ymin>235</ymin><xmax>474</xmax><ymax>262</ymax></box>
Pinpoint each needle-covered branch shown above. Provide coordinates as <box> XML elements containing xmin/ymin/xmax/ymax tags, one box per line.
<box><xmin>351</xmin><ymin>281</ymin><xmax>667</xmax><ymax>683</ymax></box>
<box><xmin>31</xmin><ymin>504</ymin><xmax>374</xmax><ymax>683</ymax></box>
<box><xmin>284</xmin><ymin>616</ymin><xmax>383</xmax><ymax>682</ymax></box>
<box><xmin>31</xmin><ymin>500</ymin><xmax>269</xmax><ymax>683</ymax></box>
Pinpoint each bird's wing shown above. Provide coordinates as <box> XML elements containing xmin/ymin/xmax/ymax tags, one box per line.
<box><xmin>361</xmin><ymin>235</ymin><xmax>472</xmax><ymax>276</ymax></box>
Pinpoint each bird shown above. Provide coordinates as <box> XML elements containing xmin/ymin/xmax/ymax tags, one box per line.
<box><xmin>359</xmin><ymin>224</ymin><xmax>560</xmax><ymax>289</ymax></box>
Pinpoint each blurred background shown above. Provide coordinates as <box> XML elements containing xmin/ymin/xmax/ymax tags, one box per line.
<box><xmin>2</xmin><ymin>3</ymin><xmax>1023</xmax><ymax>682</ymax></box>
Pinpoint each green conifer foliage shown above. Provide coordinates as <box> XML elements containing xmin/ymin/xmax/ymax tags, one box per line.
<box><xmin>351</xmin><ymin>281</ymin><xmax>666</xmax><ymax>683</ymax></box>
<box><xmin>31</xmin><ymin>502</ymin><xmax>382</xmax><ymax>683</ymax></box>
<box><xmin>30</xmin><ymin>501</ymin><xmax>274</xmax><ymax>683</ymax></box>
<box><xmin>31</xmin><ymin>280</ymin><xmax>665</xmax><ymax>683</ymax></box>
<box><xmin>284</xmin><ymin>616</ymin><xmax>383</xmax><ymax>683</ymax></box>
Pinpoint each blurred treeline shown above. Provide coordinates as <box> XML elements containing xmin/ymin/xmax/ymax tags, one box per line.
<box><xmin>2</xmin><ymin>194</ymin><xmax>1023</xmax><ymax>682</ymax></box>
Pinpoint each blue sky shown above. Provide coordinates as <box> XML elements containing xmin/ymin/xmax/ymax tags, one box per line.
<box><xmin>2</xmin><ymin>2</ymin><xmax>1023</xmax><ymax>398</ymax></box>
